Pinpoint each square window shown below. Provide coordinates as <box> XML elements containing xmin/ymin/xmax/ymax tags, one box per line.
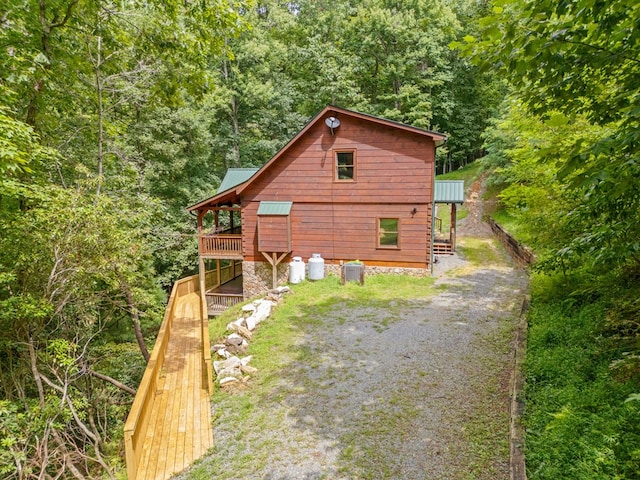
<box><xmin>378</xmin><ymin>218</ymin><xmax>399</xmax><ymax>248</ymax></box>
<box><xmin>335</xmin><ymin>151</ymin><xmax>355</xmax><ymax>181</ymax></box>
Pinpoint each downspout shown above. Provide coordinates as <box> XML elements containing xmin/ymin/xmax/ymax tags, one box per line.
<box><xmin>431</xmin><ymin>136</ymin><xmax>448</xmax><ymax>275</ymax></box>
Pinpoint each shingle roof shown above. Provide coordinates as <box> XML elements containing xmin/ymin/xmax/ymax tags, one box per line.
<box><xmin>434</xmin><ymin>180</ymin><xmax>465</xmax><ymax>203</ymax></box>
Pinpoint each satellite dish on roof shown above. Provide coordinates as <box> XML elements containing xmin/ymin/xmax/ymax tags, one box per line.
<box><xmin>325</xmin><ymin>116</ymin><xmax>340</xmax><ymax>135</ymax></box>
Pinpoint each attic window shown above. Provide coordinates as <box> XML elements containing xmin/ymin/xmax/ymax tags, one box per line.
<box><xmin>335</xmin><ymin>150</ymin><xmax>356</xmax><ymax>181</ymax></box>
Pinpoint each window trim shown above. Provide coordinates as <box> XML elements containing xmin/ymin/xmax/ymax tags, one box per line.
<box><xmin>334</xmin><ymin>149</ymin><xmax>357</xmax><ymax>182</ymax></box>
<box><xmin>377</xmin><ymin>217</ymin><xmax>401</xmax><ymax>249</ymax></box>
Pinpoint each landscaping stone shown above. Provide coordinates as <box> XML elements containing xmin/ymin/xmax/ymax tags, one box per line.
<box><xmin>212</xmin><ymin>290</ymin><xmax>286</xmax><ymax>386</ymax></box>
<box><xmin>225</xmin><ymin>333</ymin><xmax>244</xmax><ymax>346</ymax></box>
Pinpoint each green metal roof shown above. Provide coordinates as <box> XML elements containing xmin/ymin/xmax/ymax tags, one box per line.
<box><xmin>218</xmin><ymin>168</ymin><xmax>259</xmax><ymax>193</ymax></box>
<box><xmin>434</xmin><ymin>180</ymin><xmax>465</xmax><ymax>203</ymax></box>
<box><xmin>257</xmin><ymin>201</ymin><xmax>293</xmax><ymax>215</ymax></box>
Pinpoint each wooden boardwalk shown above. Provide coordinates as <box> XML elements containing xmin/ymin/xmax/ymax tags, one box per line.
<box><xmin>133</xmin><ymin>291</ymin><xmax>213</xmax><ymax>480</ymax></box>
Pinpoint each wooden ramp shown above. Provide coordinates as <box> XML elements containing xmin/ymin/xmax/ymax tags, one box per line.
<box><xmin>134</xmin><ymin>292</ymin><xmax>212</xmax><ymax>479</ymax></box>
<box><xmin>125</xmin><ymin>276</ymin><xmax>214</xmax><ymax>480</ymax></box>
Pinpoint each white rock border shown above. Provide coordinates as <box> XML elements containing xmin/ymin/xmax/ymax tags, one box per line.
<box><xmin>212</xmin><ymin>286</ymin><xmax>291</xmax><ymax>387</ymax></box>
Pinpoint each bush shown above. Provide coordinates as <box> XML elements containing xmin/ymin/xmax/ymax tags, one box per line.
<box><xmin>525</xmin><ymin>280</ymin><xmax>640</xmax><ymax>479</ymax></box>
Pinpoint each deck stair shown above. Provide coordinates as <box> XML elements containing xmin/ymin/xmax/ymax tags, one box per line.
<box><xmin>433</xmin><ymin>241</ymin><xmax>454</xmax><ymax>255</ymax></box>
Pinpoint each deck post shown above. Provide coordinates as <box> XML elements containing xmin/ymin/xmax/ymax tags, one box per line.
<box><xmin>451</xmin><ymin>203</ymin><xmax>457</xmax><ymax>252</ymax></box>
<box><xmin>198</xmin><ymin>256</ymin><xmax>206</xmax><ymax>304</ymax></box>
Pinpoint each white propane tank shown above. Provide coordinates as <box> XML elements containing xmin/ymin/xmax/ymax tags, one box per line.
<box><xmin>308</xmin><ymin>253</ymin><xmax>325</xmax><ymax>280</ymax></box>
<box><xmin>289</xmin><ymin>256</ymin><xmax>305</xmax><ymax>284</ymax></box>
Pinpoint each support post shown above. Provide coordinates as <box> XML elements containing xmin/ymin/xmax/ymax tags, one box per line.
<box><xmin>272</xmin><ymin>253</ymin><xmax>277</xmax><ymax>288</ymax></box>
<box><xmin>199</xmin><ymin>256</ymin><xmax>206</xmax><ymax>309</ymax></box>
<box><xmin>261</xmin><ymin>251</ymin><xmax>289</xmax><ymax>289</ymax></box>
<box><xmin>451</xmin><ymin>203</ymin><xmax>457</xmax><ymax>252</ymax></box>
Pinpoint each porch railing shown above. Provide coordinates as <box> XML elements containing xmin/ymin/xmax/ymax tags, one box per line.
<box><xmin>205</xmin><ymin>293</ymin><xmax>244</xmax><ymax>316</ymax></box>
<box><xmin>199</xmin><ymin>232</ymin><xmax>243</xmax><ymax>258</ymax></box>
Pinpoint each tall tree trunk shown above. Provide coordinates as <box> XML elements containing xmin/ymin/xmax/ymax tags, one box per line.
<box><xmin>221</xmin><ymin>41</ymin><xmax>241</xmax><ymax>167</ymax></box>
<box><xmin>95</xmin><ymin>34</ymin><xmax>104</xmax><ymax>195</ymax></box>
<box><xmin>26</xmin><ymin>0</ymin><xmax>79</xmax><ymax>128</ymax></box>
<box><xmin>120</xmin><ymin>280</ymin><xmax>150</xmax><ymax>362</ymax></box>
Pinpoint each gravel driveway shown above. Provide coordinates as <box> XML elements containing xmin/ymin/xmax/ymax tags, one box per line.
<box><xmin>179</xmin><ymin>177</ymin><xmax>529</xmax><ymax>479</ymax></box>
<box><xmin>180</xmin><ymin>235</ymin><xmax>529</xmax><ymax>480</ymax></box>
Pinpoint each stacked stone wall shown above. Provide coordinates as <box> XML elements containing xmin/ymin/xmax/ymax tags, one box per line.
<box><xmin>325</xmin><ymin>264</ymin><xmax>429</xmax><ymax>278</ymax></box>
<box><xmin>242</xmin><ymin>261</ymin><xmax>289</xmax><ymax>299</ymax></box>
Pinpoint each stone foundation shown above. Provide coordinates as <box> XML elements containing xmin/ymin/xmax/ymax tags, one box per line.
<box><xmin>325</xmin><ymin>264</ymin><xmax>430</xmax><ymax>278</ymax></box>
<box><xmin>242</xmin><ymin>261</ymin><xmax>290</xmax><ymax>299</ymax></box>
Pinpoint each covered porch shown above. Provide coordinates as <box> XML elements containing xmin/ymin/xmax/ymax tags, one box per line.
<box><xmin>197</xmin><ymin>211</ymin><xmax>243</xmax><ymax>259</ymax></box>
<box><xmin>204</xmin><ymin>260</ymin><xmax>244</xmax><ymax>316</ymax></box>
<box><xmin>188</xmin><ymin>168</ymin><xmax>259</xmax><ymax>259</ymax></box>
<box><xmin>433</xmin><ymin>180</ymin><xmax>465</xmax><ymax>255</ymax></box>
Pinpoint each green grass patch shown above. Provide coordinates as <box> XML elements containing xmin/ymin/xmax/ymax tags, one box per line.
<box><xmin>457</xmin><ymin>236</ymin><xmax>507</xmax><ymax>268</ymax></box>
<box><xmin>436</xmin><ymin>160</ymin><xmax>483</xmax><ymax>186</ymax></box>
<box><xmin>524</xmin><ymin>273</ymin><xmax>640</xmax><ymax>479</ymax></box>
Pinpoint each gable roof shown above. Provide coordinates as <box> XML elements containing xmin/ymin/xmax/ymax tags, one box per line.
<box><xmin>188</xmin><ymin>105</ymin><xmax>447</xmax><ymax>212</ymax></box>
<box><xmin>236</xmin><ymin>105</ymin><xmax>447</xmax><ymax>196</ymax></box>
<box><xmin>434</xmin><ymin>180</ymin><xmax>465</xmax><ymax>203</ymax></box>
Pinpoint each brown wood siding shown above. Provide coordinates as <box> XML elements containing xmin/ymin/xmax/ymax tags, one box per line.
<box><xmin>243</xmin><ymin>116</ymin><xmax>435</xmax><ymax>206</ymax></box>
<box><xmin>240</xmin><ymin>113</ymin><xmax>435</xmax><ymax>268</ymax></box>
<box><xmin>243</xmin><ymin>203</ymin><xmax>432</xmax><ymax>267</ymax></box>
<box><xmin>258</xmin><ymin>215</ymin><xmax>291</xmax><ymax>253</ymax></box>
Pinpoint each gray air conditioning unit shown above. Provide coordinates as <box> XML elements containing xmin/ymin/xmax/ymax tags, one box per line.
<box><xmin>341</xmin><ymin>262</ymin><xmax>365</xmax><ymax>285</ymax></box>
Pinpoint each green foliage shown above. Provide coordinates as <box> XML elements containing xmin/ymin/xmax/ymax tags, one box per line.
<box><xmin>525</xmin><ymin>275</ymin><xmax>640</xmax><ymax>479</ymax></box>
<box><xmin>459</xmin><ymin>0</ymin><xmax>640</xmax><ymax>276</ymax></box>
<box><xmin>0</xmin><ymin>107</ymin><xmax>56</xmax><ymax>176</ymax></box>
<box><xmin>0</xmin><ymin>179</ymin><xmax>165</xmax><ymax>476</ymax></box>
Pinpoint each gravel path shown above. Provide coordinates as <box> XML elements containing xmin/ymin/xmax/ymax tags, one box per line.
<box><xmin>182</xmin><ymin>179</ymin><xmax>529</xmax><ymax>480</ymax></box>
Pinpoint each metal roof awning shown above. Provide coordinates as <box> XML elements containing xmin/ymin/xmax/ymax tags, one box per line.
<box><xmin>434</xmin><ymin>180</ymin><xmax>465</xmax><ymax>204</ymax></box>
<box><xmin>218</xmin><ymin>168</ymin><xmax>259</xmax><ymax>193</ymax></box>
<box><xmin>257</xmin><ymin>201</ymin><xmax>293</xmax><ymax>215</ymax></box>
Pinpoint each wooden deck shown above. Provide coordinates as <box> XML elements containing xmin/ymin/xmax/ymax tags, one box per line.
<box><xmin>133</xmin><ymin>291</ymin><xmax>213</xmax><ymax>480</ymax></box>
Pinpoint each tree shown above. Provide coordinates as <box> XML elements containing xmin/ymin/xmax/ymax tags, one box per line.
<box><xmin>459</xmin><ymin>0</ymin><xmax>640</xmax><ymax>273</ymax></box>
<box><xmin>0</xmin><ymin>180</ymin><xmax>164</xmax><ymax>478</ymax></box>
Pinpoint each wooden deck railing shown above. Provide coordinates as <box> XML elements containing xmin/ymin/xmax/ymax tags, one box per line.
<box><xmin>123</xmin><ymin>274</ymin><xmax>213</xmax><ymax>480</ymax></box>
<box><xmin>199</xmin><ymin>234</ymin><xmax>243</xmax><ymax>258</ymax></box>
<box><xmin>204</xmin><ymin>261</ymin><xmax>244</xmax><ymax>316</ymax></box>
<box><xmin>206</xmin><ymin>293</ymin><xmax>244</xmax><ymax>316</ymax></box>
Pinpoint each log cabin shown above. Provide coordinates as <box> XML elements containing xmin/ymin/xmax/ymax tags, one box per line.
<box><xmin>188</xmin><ymin>105</ymin><xmax>461</xmax><ymax>315</ymax></box>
